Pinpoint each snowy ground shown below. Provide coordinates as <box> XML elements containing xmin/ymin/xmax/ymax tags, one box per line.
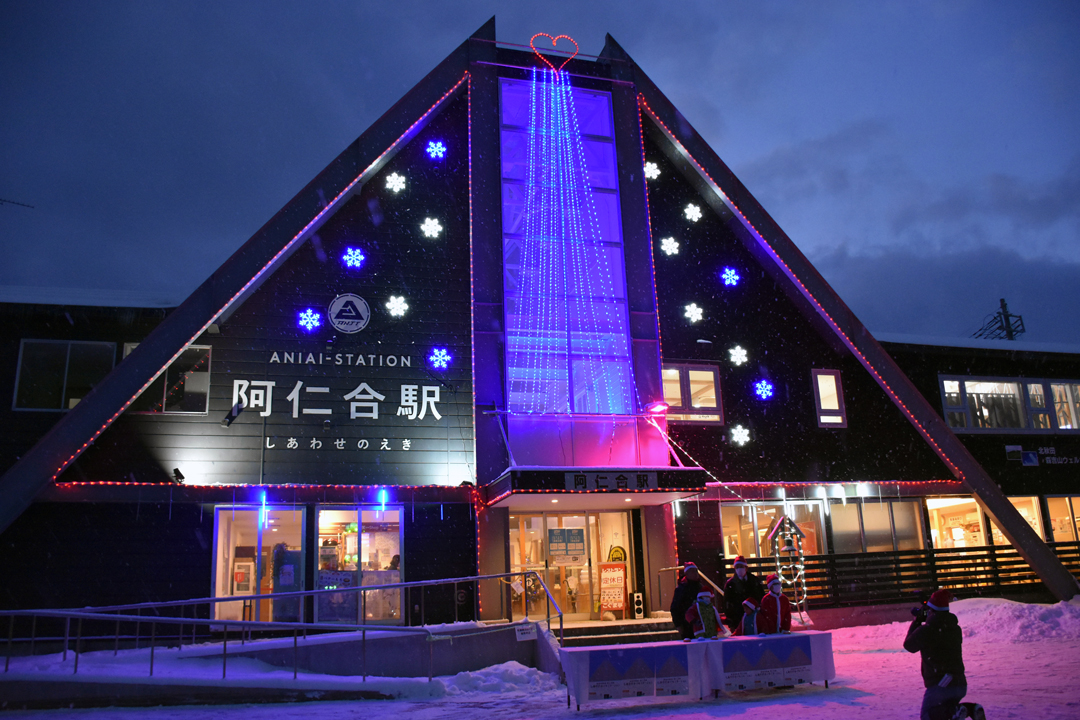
<box><xmin>4</xmin><ymin>597</ymin><xmax>1080</xmax><ymax>719</ymax></box>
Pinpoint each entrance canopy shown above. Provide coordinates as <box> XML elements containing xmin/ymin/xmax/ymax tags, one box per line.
<box><xmin>484</xmin><ymin>466</ymin><xmax>706</xmax><ymax>510</ymax></box>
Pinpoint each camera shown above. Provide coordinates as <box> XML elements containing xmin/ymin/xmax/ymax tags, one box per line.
<box><xmin>910</xmin><ymin>603</ymin><xmax>927</xmax><ymax>622</ymax></box>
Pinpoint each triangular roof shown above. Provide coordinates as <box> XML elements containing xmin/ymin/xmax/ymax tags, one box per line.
<box><xmin>0</xmin><ymin>21</ymin><xmax>1073</xmax><ymax>600</ymax></box>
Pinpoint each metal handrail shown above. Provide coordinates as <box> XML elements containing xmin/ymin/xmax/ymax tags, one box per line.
<box><xmin>658</xmin><ymin>566</ymin><xmax>725</xmax><ymax>597</ymax></box>
<box><xmin>2</xmin><ymin>571</ymin><xmax>563</xmax><ymax>681</ymax></box>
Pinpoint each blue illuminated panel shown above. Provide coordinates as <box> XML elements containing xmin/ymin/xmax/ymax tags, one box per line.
<box><xmin>500</xmin><ymin>71</ymin><xmax>633</xmax><ymax>419</ymax></box>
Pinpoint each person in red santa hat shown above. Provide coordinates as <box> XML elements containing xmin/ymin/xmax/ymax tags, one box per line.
<box><xmin>904</xmin><ymin>588</ymin><xmax>967</xmax><ymax>720</ymax></box>
<box><xmin>732</xmin><ymin>596</ymin><xmax>759</xmax><ymax>636</ymax></box>
<box><xmin>722</xmin><ymin>555</ymin><xmax>765</xmax><ymax>633</ymax></box>
<box><xmin>684</xmin><ymin>589</ymin><xmax>727</xmax><ymax>640</ymax></box>
<box><xmin>757</xmin><ymin>573</ymin><xmax>792</xmax><ymax>634</ymax></box>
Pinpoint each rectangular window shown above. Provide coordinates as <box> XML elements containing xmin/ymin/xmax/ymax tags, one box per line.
<box><xmin>124</xmin><ymin>344</ymin><xmax>211</xmax><ymax>414</ymax></box>
<box><xmin>939</xmin><ymin>376</ymin><xmax>1080</xmax><ymax>433</ymax></box>
<box><xmin>811</xmin><ymin>369</ymin><xmax>847</xmax><ymax>428</ymax></box>
<box><xmin>719</xmin><ymin>501</ymin><xmax>826</xmax><ymax>557</ymax></box>
<box><xmin>316</xmin><ymin>506</ymin><xmax>402</xmax><ymax>624</ymax></box>
<box><xmin>926</xmin><ymin>496</ymin><xmax>986</xmax><ymax>549</ymax></box>
<box><xmin>826</xmin><ymin>499</ymin><xmax>925</xmax><ymax>553</ymax></box>
<box><xmin>14</xmin><ymin>339</ymin><xmax>115</xmax><ymax>411</ymax></box>
<box><xmin>987</xmin><ymin>496</ymin><xmax>1044</xmax><ymax>545</ymax></box>
<box><xmin>1051</xmin><ymin>383</ymin><xmax>1080</xmax><ymax>429</ymax></box>
<box><xmin>1046</xmin><ymin>496</ymin><xmax>1080</xmax><ymax>542</ymax></box>
<box><xmin>661</xmin><ymin>364</ymin><xmax>722</xmax><ymax>423</ymax></box>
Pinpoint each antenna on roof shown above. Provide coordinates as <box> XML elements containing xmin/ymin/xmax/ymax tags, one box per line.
<box><xmin>972</xmin><ymin>298</ymin><xmax>1026</xmax><ymax>341</ymax></box>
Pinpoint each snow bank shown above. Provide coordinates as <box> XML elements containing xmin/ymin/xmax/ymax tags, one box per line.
<box><xmin>442</xmin><ymin>661</ymin><xmax>561</xmax><ymax>695</ymax></box>
<box><xmin>953</xmin><ymin>596</ymin><xmax>1080</xmax><ymax>643</ymax></box>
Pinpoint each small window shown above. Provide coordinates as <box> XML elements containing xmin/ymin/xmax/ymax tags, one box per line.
<box><xmin>661</xmin><ymin>364</ymin><xmax>722</xmax><ymax>423</ymax></box>
<box><xmin>939</xmin><ymin>375</ymin><xmax>1080</xmax><ymax>434</ymax></box>
<box><xmin>1051</xmin><ymin>383</ymin><xmax>1080</xmax><ymax>430</ymax></box>
<box><xmin>124</xmin><ymin>344</ymin><xmax>212</xmax><ymax>414</ymax></box>
<box><xmin>811</xmin><ymin>369</ymin><xmax>846</xmax><ymax>428</ymax></box>
<box><xmin>14</xmin><ymin>340</ymin><xmax>115</xmax><ymax>411</ymax></box>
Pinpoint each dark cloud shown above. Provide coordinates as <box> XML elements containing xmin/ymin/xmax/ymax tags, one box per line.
<box><xmin>814</xmin><ymin>245</ymin><xmax>1080</xmax><ymax>344</ymax></box>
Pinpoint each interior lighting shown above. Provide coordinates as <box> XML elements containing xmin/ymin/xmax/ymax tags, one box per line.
<box><xmin>660</xmin><ymin>237</ymin><xmax>679</xmax><ymax>255</ymax></box>
<box><xmin>342</xmin><ymin>247</ymin><xmax>365</xmax><ymax>268</ymax></box>
<box><xmin>729</xmin><ymin>345</ymin><xmax>748</xmax><ymax>366</ymax></box>
<box><xmin>730</xmin><ymin>425</ymin><xmax>750</xmax><ymax>446</ymax></box>
<box><xmin>426</xmin><ymin>140</ymin><xmax>447</xmax><ymax>159</ymax></box>
<box><xmin>721</xmin><ymin>267</ymin><xmax>740</xmax><ymax>286</ymax></box>
<box><xmin>684</xmin><ymin>203</ymin><xmax>702</xmax><ymax>222</ymax></box>
<box><xmin>298</xmin><ymin>309</ymin><xmax>321</xmax><ymax>332</ymax></box>
<box><xmin>684</xmin><ymin>303</ymin><xmax>703</xmax><ymax>323</ymax></box>
<box><xmin>429</xmin><ymin>348</ymin><xmax>452</xmax><ymax>369</ymax></box>
<box><xmin>551</xmin><ymin>499</ymin><xmax>559</xmax><ymax>503</ymax></box>
<box><xmin>385</xmin><ymin>173</ymin><xmax>406</xmax><ymax>193</ymax></box>
<box><xmin>420</xmin><ymin>218</ymin><xmax>443</xmax><ymax>238</ymax></box>
<box><xmin>755</xmin><ymin>380</ymin><xmax>774</xmax><ymax>400</ymax></box>
<box><xmin>386</xmin><ymin>296</ymin><xmax>408</xmax><ymax>317</ymax></box>
<box><xmin>644</xmin><ymin>162</ymin><xmax>660</xmax><ymax>180</ymax></box>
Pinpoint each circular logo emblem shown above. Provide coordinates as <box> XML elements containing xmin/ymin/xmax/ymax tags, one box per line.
<box><xmin>327</xmin><ymin>294</ymin><xmax>371</xmax><ymax>334</ymax></box>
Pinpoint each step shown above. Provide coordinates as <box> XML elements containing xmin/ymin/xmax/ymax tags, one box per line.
<box><xmin>561</xmin><ymin>621</ymin><xmax>675</xmax><ymax>638</ymax></box>
<box><xmin>562</xmin><ymin>629</ymin><xmax>681</xmax><ymax>647</ymax></box>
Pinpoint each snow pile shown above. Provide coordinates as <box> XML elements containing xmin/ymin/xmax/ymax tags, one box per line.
<box><xmin>443</xmin><ymin>661</ymin><xmax>560</xmax><ymax>695</ymax></box>
<box><xmin>954</xmin><ymin>597</ymin><xmax>1080</xmax><ymax>643</ymax></box>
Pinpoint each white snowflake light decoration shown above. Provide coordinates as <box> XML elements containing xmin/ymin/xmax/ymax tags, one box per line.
<box><xmin>426</xmin><ymin>140</ymin><xmax>447</xmax><ymax>159</ymax></box>
<box><xmin>721</xmin><ymin>267</ymin><xmax>740</xmax><ymax>286</ymax></box>
<box><xmin>660</xmin><ymin>237</ymin><xmax>679</xmax><ymax>256</ymax></box>
<box><xmin>298</xmin><ymin>309</ymin><xmax>321</xmax><ymax>331</ymax></box>
<box><xmin>386</xmin><ymin>295</ymin><xmax>409</xmax><ymax>317</ymax></box>
<box><xmin>644</xmin><ymin>162</ymin><xmax>660</xmax><ymax>180</ymax></box>
<box><xmin>385</xmin><ymin>173</ymin><xmax>406</xmax><ymax>193</ymax></box>
<box><xmin>730</xmin><ymin>425</ymin><xmax>751</xmax><ymax>446</ymax></box>
<box><xmin>684</xmin><ymin>303</ymin><xmax>703</xmax><ymax>323</ymax></box>
<box><xmin>684</xmin><ymin>203</ymin><xmax>702</xmax><ymax>222</ymax></box>
<box><xmin>729</xmin><ymin>345</ymin><xmax>748</xmax><ymax>366</ymax></box>
<box><xmin>420</xmin><ymin>217</ymin><xmax>443</xmax><ymax>238</ymax></box>
<box><xmin>342</xmin><ymin>247</ymin><xmax>365</xmax><ymax>268</ymax></box>
<box><xmin>429</xmin><ymin>348</ymin><xmax>452</xmax><ymax>369</ymax></box>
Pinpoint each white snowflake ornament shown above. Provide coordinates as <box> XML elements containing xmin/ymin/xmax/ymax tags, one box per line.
<box><xmin>660</xmin><ymin>237</ymin><xmax>679</xmax><ymax>256</ymax></box>
<box><xmin>729</xmin><ymin>345</ymin><xmax>748</xmax><ymax>366</ymax></box>
<box><xmin>386</xmin><ymin>295</ymin><xmax>409</xmax><ymax>317</ymax></box>
<box><xmin>385</xmin><ymin>173</ymin><xmax>406</xmax><ymax>193</ymax></box>
<box><xmin>730</xmin><ymin>425</ymin><xmax>750</xmax><ymax>446</ymax></box>
<box><xmin>684</xmin><ymin>203</ymin><xmax>702</xmax><ymax>222</ymax></box>
<box><xmin>420</xmin><ymin>218</ymin><xmax>443</xmax><ymax>238</ymax></box>
<box><xmin>644</xmin><ymin>162</ymin><xmax>660</xmax><ymax>180</ymax></box>
<box><xmin>684</xmin><ymin>303</ymin><xmax>703</xmax><ymax>323</ymax></box>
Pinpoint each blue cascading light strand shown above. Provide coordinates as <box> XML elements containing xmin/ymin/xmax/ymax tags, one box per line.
<box><xmin>509</xmin><ymin>67</ymin><xmax>632</xmax><ymax>416</ymax></box>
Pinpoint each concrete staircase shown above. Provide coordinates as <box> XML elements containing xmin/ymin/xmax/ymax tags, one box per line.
<box><xmin>560</xmin><ymin>620</ymin><xmax>680</xmax><ymax>647</ymax></box>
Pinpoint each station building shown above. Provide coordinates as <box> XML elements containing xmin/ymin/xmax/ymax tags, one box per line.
<box><xmin>1</xmin><ymin>20</ymin><xmax>1075</xmax><ymax>625</ymax></box>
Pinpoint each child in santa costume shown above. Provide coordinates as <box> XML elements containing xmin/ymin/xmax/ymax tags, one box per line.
<box><xmin>757</xmin><ymin>574</ymin><xmax>792</xmax><ymax>634</ymax></box>
<box><xmin>684</xmin><ymin>590</ymin><xmax>727</xmax><ymax>640</ymax></box>
<box><xmin>732</xmin><ymin>596</ymin><xmax>759</xmax><ymax>636</ymax></box>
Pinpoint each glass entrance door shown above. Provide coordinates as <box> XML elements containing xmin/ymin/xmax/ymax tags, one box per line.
<box><xmin>508</xmin><ymin>510</ymin><xmax>636</xmax><ymax>621</ymax></box>
<box><xmin>213</xmin><ymin>506</ymin><xmax>304</xmax><ymax>622</ymax></box>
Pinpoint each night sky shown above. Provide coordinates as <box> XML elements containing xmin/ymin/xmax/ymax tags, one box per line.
<box><xmin>3</xmin><ymin>2</ymin><xmax>1078</xmax><ymax>343</ymax></box>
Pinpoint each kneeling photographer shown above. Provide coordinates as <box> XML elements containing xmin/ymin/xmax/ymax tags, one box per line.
<box><xmin>904</xmin><ymin>589</ymin><xmax>967</xmax><ymax>720</ymax></box>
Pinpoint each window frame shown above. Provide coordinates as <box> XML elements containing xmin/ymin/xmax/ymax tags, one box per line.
<box><xmin>123</xmin><ymin>343</ymin><xmax>213</xmax><ymax>415</ymax></box>
<box><xmin>12</xmin><ymin>339</ymin><xmax>116</xmax><ymax>412</ymax></box>
<box><xmin>811</xmin><ymin>369</ymin><xmax>847</xmax><ymax>428</ymax></box>
<box><xmin>826</xmin><ymin>498</ymin><xmax>927</xmax><ymax>553</ymax></box>
<box><xmin>938</xmin><ymin>374</ymin><xmax>1080</xmax><ymax>434</ymax></box>
<box><xmin>661</xmin><ymin>363</ymin><xmax>724</xmax><ymax>424</ymax></box>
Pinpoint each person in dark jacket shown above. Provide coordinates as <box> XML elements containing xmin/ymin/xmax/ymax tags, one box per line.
<box><xmin>722</xmin><ymin>556</ymin><xmax>765</xmax><ymax>632</ymax></box>
<box><xmin>904</xmin><ymin>589</ymin><xmax>967</xmax><ymax>720</ymax></box>
<box><xmin>669</xmin><ymin>562</ymin><xmax>702</xmax><ymax>640</ymax></box>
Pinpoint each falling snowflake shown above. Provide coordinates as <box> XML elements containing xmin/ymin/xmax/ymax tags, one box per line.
<box><xmin>730</xmin><ymin>425</ymin><xmax>750</xmax><ymax>446</ymax></box>
<box><xmin>729</xmin><ymin>345</ymin><xmax>748</xmax><ymax>366</ymax></box>
<box><xmin>429</xmin><ymin>348</ymin><xmax>452</xmax><ymax>369</ymax></box>
<box><xmin>342</xmin><ymin>247</ymin><xmax>365</xmax><ymax>268</ymax></box>
<box><xmin>684</xmin><ymin>203</ymin><xmax>702</xmax><ymax>222</ymax></box>
<box><xmin>386</xmin><ymin>295</ymin><xmax>408</xmax><ymax>317</ymax></box>
<box><xmin>426</xmin><ymin>141</ymin><xmax>447</xmax><ymax>159</ymax></box>
<box><xmin>755</xmin><ymin>380</ymin><xmax>774</xmax><ymax>400</ymax></box>
<box><xmin>721</xmin><ymin>267</ymin><xmax>740</xmax><ymax>286</ymax></box>
<box><xmin>298</xmin><ymin>309</ymin><xmax>321</xmax><ymax>331</ymax></box>
<box><xmin>420</xmin><ymin>217</ymin><xmax>443</xmax><ymax>238</ymax></box>
<box><xmin>385</xmin><ymin>173</ymin><xmax>406</xmax><ymax>193</ymax></box>
<box><xmin>644</xmin><ymin>162</ymin><xmax>660</xmax><ymax>180</ymax></box>
<box><xmin>660</xmin><ymin>237</ymin><xmax>680</xmax><ymax>256</ymax></box>
<box><xmin>684</xmin><ymin>303</ymin><xmax>703</xmax><ymax>323</ymax></box>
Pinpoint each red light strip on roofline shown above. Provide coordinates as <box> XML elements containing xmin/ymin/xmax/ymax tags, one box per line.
<box><xmin>639</xmin><ymin>97</ymin><xmax>964</xmax><ymax>482</ymax></box>
<box><xmin>51</xmin><ymin>73</ymin><xmax>471</xmax><ymax>481</ymax></box>
<box><xmin>707</xmin><ymin>480</ymin><xmax>961</xmax><ymax>488</ymax></box>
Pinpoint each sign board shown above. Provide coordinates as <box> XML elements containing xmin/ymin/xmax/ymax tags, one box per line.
<box><xmin>548</xmin><ymin>528</ymin><xmax>586</xmax><ymax>566</ymax></box>
<box><xmin>515</xmin><ymin>623</ymin><xmax>538</xmax><ymax>642</ymax></box>
<box><xmin>599</xmin><ymin>562</ymin><xmax>626</xmax><ymax>612</ymax></box>
<box><xmin>565</xmin><ymin>471</ymin><xmax>657</xmax><ymax>491</ymax></box>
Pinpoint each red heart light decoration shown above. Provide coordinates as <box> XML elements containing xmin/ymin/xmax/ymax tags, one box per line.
<box><xmin>530</xmin><ymin>33</ymin><xmax>579</xmax><ymax>72</ymax></box>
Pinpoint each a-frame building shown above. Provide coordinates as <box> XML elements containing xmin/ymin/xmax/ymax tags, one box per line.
<box><xmin>1</xmin><ymin>19</ymin><xmax>1074</xmax><ymax>619</ymax></box>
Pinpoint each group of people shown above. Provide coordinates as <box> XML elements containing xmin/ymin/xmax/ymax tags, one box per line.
<box><xmin>670</xmin><ymin>557</ymin><xmax>791</xmax><ymax>641</ymax></box>
<box><xmin>671</xmin><ymin>559</ymin><xmax>974</xmax><ymax>720</ymax></box>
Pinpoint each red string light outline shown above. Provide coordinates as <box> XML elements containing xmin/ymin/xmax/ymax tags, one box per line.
<box><xmin>529</xmin><ymin>33</ymin><xmax>578</xmax><ymax>72</ymax></box>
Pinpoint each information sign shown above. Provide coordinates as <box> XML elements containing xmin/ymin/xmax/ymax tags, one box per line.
<box><xmin>548</xmin><ymin>528</ymin><xmax>586</xmax><ymax>566</ymax></box>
